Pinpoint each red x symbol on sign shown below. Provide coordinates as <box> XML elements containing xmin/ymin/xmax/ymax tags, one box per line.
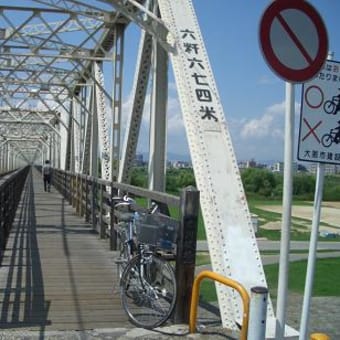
<box><xmin>302</xmin><ymin>118</ymin><xmax>321</xmax><ymax>143</ymax></box>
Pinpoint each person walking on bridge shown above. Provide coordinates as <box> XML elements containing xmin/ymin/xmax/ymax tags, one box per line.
<box><xmin>42</xmin><ymin>160</ymin><xmax>51</xmax><ymax>192</ymax></box>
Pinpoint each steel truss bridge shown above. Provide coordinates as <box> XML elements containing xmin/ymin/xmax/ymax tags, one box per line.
<box><xmin>0</xmin><ymin>1</ymin><xmax>297</xmax><ymax>337</ymax></box>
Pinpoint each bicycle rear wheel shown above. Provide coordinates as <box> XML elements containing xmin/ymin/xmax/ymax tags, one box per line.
<box><xmin>120</xmin><ymin>252</ymin><xmax>176</xmax><ymax>329</ymax></box>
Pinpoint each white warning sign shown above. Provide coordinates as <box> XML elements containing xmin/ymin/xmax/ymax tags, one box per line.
<box><xmin>298</xmin><ymin>59</ymin><xmax>340</xmax><ymax>164</ymax></box>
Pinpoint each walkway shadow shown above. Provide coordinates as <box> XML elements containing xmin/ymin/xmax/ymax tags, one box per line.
<box><xmin>0</xmin><ymin>169</ymin><xmax>50</xmax><ymax>336</ymax></box>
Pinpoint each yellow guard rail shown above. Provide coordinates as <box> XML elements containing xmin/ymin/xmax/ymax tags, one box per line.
<box><xmin>189</xmin><ymin>270</ymin><xmax>250</xmax><ymax>340</ymax></box>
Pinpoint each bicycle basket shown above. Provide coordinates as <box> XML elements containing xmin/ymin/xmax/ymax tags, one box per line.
<box><xmin>135</xmin><ymin>213</ymin><xmax>178</xmax><ymax>250</ymax></box>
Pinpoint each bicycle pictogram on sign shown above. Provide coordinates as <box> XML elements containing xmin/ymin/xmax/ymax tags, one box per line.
<box><xmin>321</xmin><ymin>120</ymin><xmax>340</xmax><ymax>147</ymax></box>
<box><xmin>323</xmin><ymin>89</ymin><xmax>340</xmax><ymax>115</ymax></box>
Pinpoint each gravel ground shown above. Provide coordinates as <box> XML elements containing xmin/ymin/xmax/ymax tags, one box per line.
<box><xmin>282</xmin><ymin>293</ymin><xmax>340</xmax><ymax>339</ymax></box>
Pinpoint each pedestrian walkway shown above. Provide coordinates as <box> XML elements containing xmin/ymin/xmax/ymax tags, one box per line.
<box><xmin>0</xmin><ymin>167</ymin><xmax>130</xmax><ymax>331</ymax></box>
<box><xmin>0</xmin><ymin>168</ymin><xmax>225</xmax><ymax>339</ymax></box>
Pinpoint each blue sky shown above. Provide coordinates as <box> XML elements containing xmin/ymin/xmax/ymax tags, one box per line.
<box><xmin>121</xmin><ymin>1</ymin><xmax>340</xmax><ymax>163</ymax></box>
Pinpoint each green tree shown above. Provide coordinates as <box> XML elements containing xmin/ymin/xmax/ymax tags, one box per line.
<box><xmin>130</xmin><ymin>167</ymin><xmax>147</xmax><ymax>188</ymax></box>
<box><xmin>241</xmin><ymin>168</ymin><xmax>276</xmax><ymax>197</ymax></box>
<box><xmin>293</xmin><ymin>174</ymin><xmax>315</xmax><ymax>198</ymax></box>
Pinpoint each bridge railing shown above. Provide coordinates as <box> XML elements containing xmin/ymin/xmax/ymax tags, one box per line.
<box><xmin>0</xmin><ymin>166</ymin><xmax>29</xmax><ymax>262</ymax></box>
<box><xmin>51</xmin><ymin>168</ymin><xmax>200</xmax><ymax>323</ymax></box>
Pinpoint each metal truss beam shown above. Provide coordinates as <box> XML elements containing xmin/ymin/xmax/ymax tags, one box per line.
<box><xmin>118</xmin><ymin>30</ymin><xmax>152</xmax><ymax>183</ymax></box>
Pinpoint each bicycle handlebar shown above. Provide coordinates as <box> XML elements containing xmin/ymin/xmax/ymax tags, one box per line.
<box><xmin>113</xmin><ymin>195</ymin><xmax>159</xmax><ymax>215</ymax></box>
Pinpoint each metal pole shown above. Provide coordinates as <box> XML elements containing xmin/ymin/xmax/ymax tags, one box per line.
<box><xmin>248</xmin><ymin>286</ymin><xmax>268</xmax><ymax>340</ymax></box>
<box><xmin>275</xmin><ymin>82</ymin><xmax>295</xmax><ymax>340</ymax></box>
<box><xmin>299</xmin><ymin>163</ymin><xmax>325</xmax><ymax>340</ymax></box>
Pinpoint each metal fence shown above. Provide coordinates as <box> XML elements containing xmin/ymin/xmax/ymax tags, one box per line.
<box><xmin>0</xmin><ymin>166</ymin><xmax>29</xmax><ymax>262</ymax></box>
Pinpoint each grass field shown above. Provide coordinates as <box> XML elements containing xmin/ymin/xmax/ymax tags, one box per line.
<box><xmin>198</xmin><ymin>257</ymin><xmax>340</xmax><ymax>302</ymax></box>
<box><xmin>264</xmin><ymin>257</ymin><xmax>340</xmax><ymax>297</ymax></box>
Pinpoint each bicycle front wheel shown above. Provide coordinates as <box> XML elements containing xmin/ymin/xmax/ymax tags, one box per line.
<box><xmin>321</xmin><ymin>134</ymin><xmax>333</xmax><ymax>147</ymax></box>
<box><xmin>323</xmin><ymin>100</ymin><xmax>336</xmax><ymax>114</ymax></box>
<box><xmin>120</xmin><ymin>253</ymin><xmax>176</xmax><ymax>329</ymax></box>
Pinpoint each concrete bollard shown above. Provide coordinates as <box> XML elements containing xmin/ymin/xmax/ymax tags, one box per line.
<box><xmin>247</xmin><ymin>286</ymin><xmax>268</xmax><ymax>340</ymax></box>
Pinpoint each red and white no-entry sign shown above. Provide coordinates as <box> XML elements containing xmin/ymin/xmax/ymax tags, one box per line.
<box><xmin>259</xmin><ymin>0</ymin><xmax>328</xmax><ymax>83</ymax></box>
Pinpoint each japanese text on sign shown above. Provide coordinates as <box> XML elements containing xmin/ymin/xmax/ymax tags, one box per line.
<box><xmin>180</xmin><ymin>29</ymin><xmax>218</xmax><ymax>122</ymax></box>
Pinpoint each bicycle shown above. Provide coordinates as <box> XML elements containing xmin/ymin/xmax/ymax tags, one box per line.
<box><xmin>323</xmin><ymin>93</ymin><xmax>340</xmax><ymax>115</ymax></box>
<box><xmin>321</xmin><ymin>128</ymin><xmax>340</xmax><ymax>147</ymax></box>
<box><xmin>113</xmin><ymin>196</ymin><xmax>177</xmax><ymax>329</ymax></box>
<box><xmin>120</xmin><ymin>242</ymin><xmax>176</xmax><ymax>329</ymax></box>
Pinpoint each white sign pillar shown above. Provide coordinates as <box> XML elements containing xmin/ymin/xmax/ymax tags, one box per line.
<box><xmin>275</xmin><ymin>82</ymin><xmax>295</xmax><ymax>340</ymax></box>
<box><xmin>299</xmin><ymin>162</ymin><xmax>325</xmax><ymax>340</ymax></box>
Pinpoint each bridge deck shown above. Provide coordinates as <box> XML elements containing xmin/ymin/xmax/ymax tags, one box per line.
<box><xmin>0</xmin><ymin>168</ymin><xmax>130</xmax><ymax>331</ymax></box>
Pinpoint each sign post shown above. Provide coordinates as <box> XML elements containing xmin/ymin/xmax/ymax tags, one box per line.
<box><xmin>259</xmin><ymin>1</ymin><xmax>328</xmax><ymax>339</ymax></box>
<box><xmin>299</xmin><ymin>162</ymin><xmax>325</xmax><ymax>340</ymax></box>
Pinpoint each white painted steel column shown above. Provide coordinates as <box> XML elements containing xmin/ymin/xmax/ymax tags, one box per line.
<box><xmin>111</xmin><ymin>25</ymin><xmax>124</xmax><ymax>182</ymax></box>
<box><xmin>248</xmin><ymin>286</ymin><xmax>268</xmax><ymax>340</ymax></box>
<box><xmin>57</xmin><ymin>134</ymin><xmax>61</xmax><ymax>169</ymax></box>
<box><xmin>51</xmin><ymin>132</ymin><xmax>56</xmax><ymax>167</ymax></box>
<box><xmin>90</xmin><ymin>84</ymin><xmax>99</xmax><ymax>178</ymax></box>
<box><xmin>0</xmin><ymin>144</ymin><xmax>3</xmax><ymax>172</ymax></box>
<box><xmin>148</xmin><ymin>35</ymin><xmax>168</xmax><ymax>192</ymax></box>
<box><xmin>299</xmin><ymin>163</ymin><xmax>325</xmax><ymax>340</ymax></box>
<box><xmin>69</xmin><ymin>99</ymin><xmax>76</xmax><ymax>172</ymax></box>
<box><xmin>5</xmin><ymin>143</ymin><xmax>8</xmax><ymax>171</ymax></box>
<box><xmin>74</xmin><ymin>99</ymin><xmax>81</xmax><ymax>173</ymax></box>
<box><xmin>7</xmin><ymin>143</ymin><xmax>11</xmax><ymax>171</ymax></box>
<box><xmin>276</xmin><ymin>82</ymin><xmax>295</xmax><ymax>340</ymax></box>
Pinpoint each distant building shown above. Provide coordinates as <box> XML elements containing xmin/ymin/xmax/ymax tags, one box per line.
<box><xmin>238</xmin><ymin>159</ymin><xmax>263</xmax><ymax>169</ymax></box>
<box><xmin>246</xmin><ymin>159</ymin><xmax>257</xmax><ymax>168</ymax></box>
<box><xmin>238</xmin><ymin>160</ymin><xmax>305</xmax><ymax>173</ymax></box>
<box><xmin>172</xmin><ymin>160</ymin><xmax>191</xmax><ymax>169</ymax></box>
<box><xmin>272</xmin><ymin>162</ymin><xmax>284</xmax><ymax>173</ymax></box>
<box><xmin>308</xmin><ymin>163</ymin><xmax>340</xmax><ymax>175</ymax></box>
<box><xmin>271</xmin><ymin>162</ymin><xmax>298</xmax><ymax>173</ymax></box>
<box><xmin>238</xmin><ymin>159</ymin><xmax>257</xmax><ymax>170</ymax></box>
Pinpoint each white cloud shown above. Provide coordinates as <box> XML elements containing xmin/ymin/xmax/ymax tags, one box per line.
<box><xmin>240</xmin><ymin>101</ymin><xmax>285</xmax><ymax>139</ymax></box>
<box><xmin>229</xmin><ymin>100</ymin><xmax>301</xmax><ymax>161</ymax></box>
